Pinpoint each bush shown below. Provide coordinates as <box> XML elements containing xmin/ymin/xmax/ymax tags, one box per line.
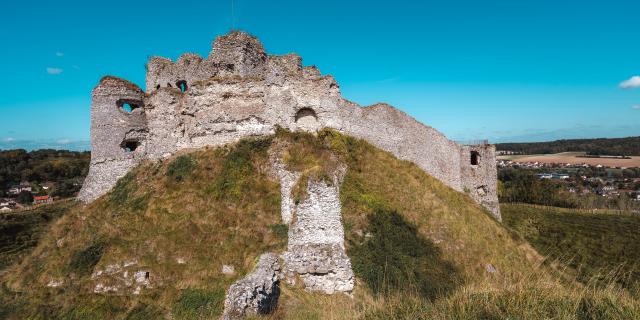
<box><xmin>16</xmin><ymin>191</ymin><xmax>33</xmax><ymax>205</ymax></box>
<box><xmin>166</xmin><ymin>155</ymin><xmax>197</xmax><ymax>182</ymax></box>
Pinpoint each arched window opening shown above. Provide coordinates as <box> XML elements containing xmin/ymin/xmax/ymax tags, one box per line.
<box><xmin>470</xmin><ymin>151</ymin><xmax>480</xmax><ymax>165</ymax></box>
<box><xmin>156</xmin><ymin>84</ymin><xmax>161</xmax><ymax>90</ymax></box>
<box><xmin>117</xmin><ymin>99</ymin><xmax>142</xmax><ymax>114</ymax></box>
<box><xmin>121</xmin><ymin>140</ymin><xmax>140</xmax><ymax>153</ymax></box>
<box><xmin>167</xmin><ymin>83</ymin><xmax>172</xmax><ymax>87</ymax></box>
<box><xmin>176</xmin><ymin>80</ymin><xmax>188</xmax><ymax>92</ymax></box>
<box><xmin>295</xmin><ymin>108</ymin><xmax>319</xmax><ymax>132</ymax></box>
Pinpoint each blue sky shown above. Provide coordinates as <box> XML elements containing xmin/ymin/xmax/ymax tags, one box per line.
<box><xmin>1</xmin><ymin>0</ymin><xmax>639</xmax><ymax>150</ymax></box>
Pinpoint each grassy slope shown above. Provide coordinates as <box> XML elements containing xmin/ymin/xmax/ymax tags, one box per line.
<box><xmin>0</xmin><ymin>201</ymin><xmax>76</xmax><ymax>271</ymax></box>
<box><xmin>1</xmin><ymin>130</ymin><xmax>639</xmax><ymax>319</ymax></box>
<box><xmin>1</xmin><ymin>138</ymin><xmax>287</xmax><ymax>319</ymax></box>
<box><xmin>502</xmin><ymin>203</ymin><xmax>640</xmax><ymax>291</ymax></box>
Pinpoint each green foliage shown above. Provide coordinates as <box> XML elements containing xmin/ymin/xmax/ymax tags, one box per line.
<box><xmin>207</xmin><ymin>137</ymin><xmax>272</xmax><ymax>201</ymax></box>
<box><xmin>503</xmin><ymin>204</ymin><xmax>640</xmax><ymax>290</ymax></box>
<box><xmin>0</xmin><ymin>201</ymin><xmax>74</xmax><ymax>270</ymax></box>
<box><xmin>497</xmin><ymin>136</ymin><xmax>640</xmax><ymax>156</ymax></box>
<box><xmin>498</xmin><ymin>168</ymin><xmax>577</xmax><ymax>207</ymax></box>
<box><xmin>172</xmin><ymin>288</ymin><xmax>225</xmax><ymax>319</ymax></box>
<box><xmin>52</xmin><ymin>179</ymin><xmax>82</xmax><ymax>197</ymax></box>
<box><xmin>0</xmin><ymin>149</ymin><xmax>89</xmax><ymax>197</ymax></box>
<box><xmin>349</xmin><ymin>208</ymin><xmax>461</xmax><ymax>300</ymax></box>
<box><xmin>108</xmin><ymin>171</ymin><xmax>136</xmax><ymax>205</ymax></box>
<box><xmin>68</xmin><ymin>240</ymin><xmax>107</xmax><ymax>277</ymax></box>
<box><xmin>166</xmin><ymin>155</ymin><xmax>197</xmax><ymax>182</ymax></box>
<box><xmin>16</xmin><ymin>190</ymin><xmax>34</xmax><ymax>205</ymax></box>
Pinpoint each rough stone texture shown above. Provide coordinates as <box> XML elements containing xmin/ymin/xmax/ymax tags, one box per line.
<box><xmin>79</xmin><ymin>30</ymin><xmax>500</xmax><ymax>218</ymax></box>
<box><xmin>459</xmin><ymin>144</ymin><xmax>501</xmax><ymax>221</ymax></box>
<box><xmin>283</xmin><ymin>243</ymin><xmax>354</xmax><ymax>294</ymax></box>
<box><xmin>282</xmin><ymin>178</ymin><xmax>355</xmax><ymax>293</ymax></box>
<box><xmin>223</xmin><ymin>253</ymin><xmax>280</xmax><ymax>320</ymax></box>
<box><xmin>270</xmin><ymin>158</ymin><xmax>301</xmax><ymax>224</ymax></box>
<box><xmin>270</xmin><ymin>151</ymin><xmax>355</xmax><ymax>294</ymax></box>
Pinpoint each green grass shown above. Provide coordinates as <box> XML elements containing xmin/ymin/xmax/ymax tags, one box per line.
<box><xmin>349</xmin><ymin>208</ymin><xmax>461</xmax><ymax>300</ymax></box>
<box><xmin>1</xmin><ymin>131</ymin><xmax>639</xmax><ymax>319</ymax></box>
<box><xmin>502</xmin><ymin>203</ymin><xmax>640</xmax><ymax>291</ymax></box>
<box><xmin>67</xmin><ymin>240</ymin><xmax>106</xmax><ymax>277</ymax></box>
<box><xmin>1</xmin><ymin>137</ymin><xmax>285</xmax><ymax>319</ymax></box>
<box><xmin>166</xmin><ymin>154</ymin><xmax>197</xmax><ymax>182</ymax></box>
<box><xmin>0</xmin><ymin>201</ymin><xmax>75</xmax><ymax>271</ymax></box>
<box><xmin>172</xmin><ymin>288</ymin><xmax>225</xmax><ymax>320</ymax></box>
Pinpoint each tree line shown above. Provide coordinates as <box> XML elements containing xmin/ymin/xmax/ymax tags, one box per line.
<box><xmin>497</xmin><ymin>136</ymin><xmax>640</xmax><ymax>156</ymax></box>
<box><xmin>0</xmin><ymin>149</ymin><xmax>90</xmax><ymax>199</ymax></box>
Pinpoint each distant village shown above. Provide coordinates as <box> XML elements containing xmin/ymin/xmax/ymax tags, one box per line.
<box><xmin>0</xmin><ymin>181</ymin><xmax>66</xmax><ymax>212</ymax></box>
<box><xmin>497</xmin><ymin>159</ymin><xmax>640</xmax><ymax>202</ymax></box>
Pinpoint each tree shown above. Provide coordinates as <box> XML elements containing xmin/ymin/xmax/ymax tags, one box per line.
<box><xmin>16</xmin><ymin>190</ymin><xmax>34</xmax><ymax>205</ymax></box>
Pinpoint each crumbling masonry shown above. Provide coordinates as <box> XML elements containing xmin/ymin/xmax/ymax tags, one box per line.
<box><xmin>79</xmin><ymin>31</ymin><xmax>501</xmax><ymax>303</ymax></box>
<box><xmin>79</xmin><ymin>31</ymin><xmax>500</xmax><ymax>220</ymax></box>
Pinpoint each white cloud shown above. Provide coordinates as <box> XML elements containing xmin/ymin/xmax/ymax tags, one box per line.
<box><xmin>619</xmin><ymin>76</ymin><xmax>640</xmax><ymax>89</ymax></box>
<box><xmin>3</xmin><ymin>137</ymin><xmax>14</xmax><ymax>142</ymax></box>
<box><xmin>633</xmin><ymin>105</ymin><xmax>640</xmax><ymax>110</ymax></box>
<box><xmin>46</xmin><ymin>67</ymin><xmax>63</xmax><ymax>75</ymax></box>
<box><xmin>55</xmin><ymin>52</ymin><xmax>64</xmax><ymax>57</ymax></box>
<box><xmin>57</xmin><ymin>139</ymin><xmax>71</xmax><ymax>144</ymax></box>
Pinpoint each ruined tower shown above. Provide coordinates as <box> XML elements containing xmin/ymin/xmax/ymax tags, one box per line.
<box><xmin>79</xmin><ymin>31</ymin><xmax>501</xmax><ymax>220</ymax></box>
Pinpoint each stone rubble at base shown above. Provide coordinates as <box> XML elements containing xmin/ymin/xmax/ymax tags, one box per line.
<box><xmin>222</xmin><ymin>253</ymin><xmax>281</xmax><ymax>320</ymax></box>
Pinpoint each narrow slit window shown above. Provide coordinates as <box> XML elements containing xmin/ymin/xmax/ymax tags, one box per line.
<box><xmin>470</xmin><ymin>151</ymin><xmax>480</xmax><ymax>165</ymax></box>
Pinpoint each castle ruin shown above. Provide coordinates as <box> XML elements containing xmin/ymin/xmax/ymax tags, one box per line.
<box><xmin>78</xmin><ymin>31</ymin><xmax>500</xmax><ymax>220</ymax></box>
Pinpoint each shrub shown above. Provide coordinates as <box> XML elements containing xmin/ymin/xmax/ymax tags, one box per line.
<box><xmin>166</xmin><ymin>155</ymin><xmax>197</xmax><ymax>182</ymax></box>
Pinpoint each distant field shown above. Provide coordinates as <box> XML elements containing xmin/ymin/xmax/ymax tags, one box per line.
<box><xmin>498</xmin><ymin>152</ymin><xmax>640</xmax><ymax>167</ymax></box>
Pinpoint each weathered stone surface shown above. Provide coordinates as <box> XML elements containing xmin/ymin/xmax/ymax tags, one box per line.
<box><xmin>283</xmin><ymin>243</ymin><xmax>354</xmax><ymax>294</ymax></box>
<box><xmin>223</xmin><ymin>253</ymin><xmax>280</xmax><ymax>320</ymax></box>
<box><xmin>79</xmin><ymin>30</ymin><xmax>500</xmax><ymax>219</ymax></box>
<box><xmin>270</xmin><ymin>150</ymin><xmax>355</xmax><ymax>294</ymax></box>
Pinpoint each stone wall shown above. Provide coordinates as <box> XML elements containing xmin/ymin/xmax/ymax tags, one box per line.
<box><xmin>79</xmin><ymin>31</ymin><xmax>500</xmax><ymax>219</ymax></box>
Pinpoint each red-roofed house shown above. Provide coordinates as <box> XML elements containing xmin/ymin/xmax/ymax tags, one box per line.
<box><xmin>33</xmin><ymin>195</ymin><xmax>53</xmax><ymax>205</ymax></box>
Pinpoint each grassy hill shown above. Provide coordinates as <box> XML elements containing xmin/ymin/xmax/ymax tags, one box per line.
<box><xmin>0</xmin><ymin>201</ymin><xmax>76</xmax><ymax>271</ymax></box>
<box><xmin>1</xmin><ymin>130</ymin><xmax>638</xmax><ymax>319</ymax></box>
<box><xmin>502</xmin><ymin>203</ymin><xmax>640</xmax><ymax>292</ymax></box>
